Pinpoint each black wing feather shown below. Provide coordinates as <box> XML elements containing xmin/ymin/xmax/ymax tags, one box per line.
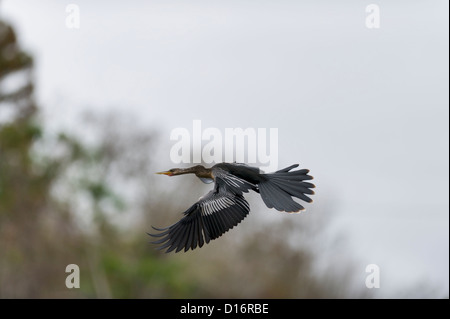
<box><xmin>149</xmin><ymin>189</ymin><xmax>250</xmax><ymax>253</ymax></box>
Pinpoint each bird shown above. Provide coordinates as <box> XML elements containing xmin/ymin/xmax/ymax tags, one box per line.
<box><xmin>149</xmin><ymin>162</ymin><xmax>315</xmax><ymax>253</ymax></box>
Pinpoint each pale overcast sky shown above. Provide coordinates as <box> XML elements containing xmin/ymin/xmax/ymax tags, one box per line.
<box><xmin>1</xmin><ymin>0</ymin><xmax>448</xmax><ymax>297</ymax></box>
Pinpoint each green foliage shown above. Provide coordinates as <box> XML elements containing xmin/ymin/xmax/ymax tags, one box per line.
<box><xmin>0</xmin><ymin>21</ymin><xmax>32</xmax><ymax>78</ymax></box>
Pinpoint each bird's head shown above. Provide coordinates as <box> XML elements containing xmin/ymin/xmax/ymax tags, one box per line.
<box><xmin>156</xmin><ymin>168</ymin><xmax>180</xmax><ymax>176</ymax></box>
<box><xmin>156</xmin><ymin>165</ymin><xmax>207</xmax><ymax>177</ymax></box>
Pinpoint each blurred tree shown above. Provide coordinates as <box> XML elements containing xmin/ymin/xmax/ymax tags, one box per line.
<box><xmin>0</xmin><ymin>18</ymin><xmax>45</xmax><ymax>297</ymax></box>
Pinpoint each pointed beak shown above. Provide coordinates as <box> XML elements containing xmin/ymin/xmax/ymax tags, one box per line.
<box><xmin>156</xmin><ymin>170</ymin><xmax>173</xmax><ymax>176</ymax></box>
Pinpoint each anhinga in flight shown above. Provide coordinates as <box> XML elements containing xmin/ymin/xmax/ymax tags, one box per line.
<box><xmin>150</xmin><ymin>163</ymin><xmax>315</xmax><ymax>253</ymax></box>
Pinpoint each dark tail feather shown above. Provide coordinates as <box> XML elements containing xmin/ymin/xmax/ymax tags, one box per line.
<box><xmin>258</xmin><ymin>164</ymin><xmax>315</xmax><ymax>213</ymax></box>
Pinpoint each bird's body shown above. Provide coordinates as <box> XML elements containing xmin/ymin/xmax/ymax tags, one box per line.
<box><xmin>150</xmin><ymin>162</ymin><xmax>315</xmax><ymax>253</ymax></box>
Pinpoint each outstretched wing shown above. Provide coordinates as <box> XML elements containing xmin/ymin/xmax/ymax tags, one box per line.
<box><xmin>149</xmin><ymin>188</ymin><xmax>250</xmax><ymax>253</ymax></box>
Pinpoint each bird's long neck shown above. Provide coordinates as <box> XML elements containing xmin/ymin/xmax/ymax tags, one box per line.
<box><xmin>178</xmin><ymin>165</ymin><xmax>213</xmax><ymax>179</ymax></box>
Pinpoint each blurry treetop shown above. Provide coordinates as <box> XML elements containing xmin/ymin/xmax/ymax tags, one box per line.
<box><xmin>0</xmin><ymin>19</ymin><xmax>35</xmax><ymax>121</ymax></box>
